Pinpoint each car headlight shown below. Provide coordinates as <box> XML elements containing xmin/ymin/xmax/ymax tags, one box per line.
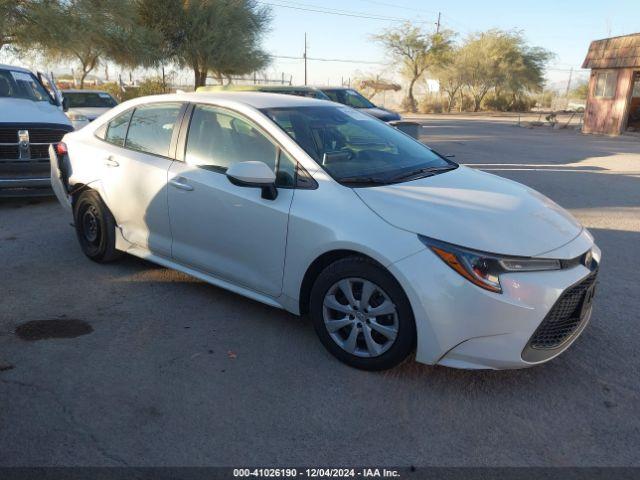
<box><xmin>67</xmin><ymin>113</ymin><xmax>89</xmax><ymax>122</ymax></box>
<box><xmin>418</xmin><ymin>236</ymin><xmax>561</xmax><ymax>293</ymax></box>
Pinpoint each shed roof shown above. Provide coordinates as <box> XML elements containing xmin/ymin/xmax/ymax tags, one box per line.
<box><xmin>582</xmin><ymin>33</ymin><xmax>640</xmax><ymax>69</ymax></box>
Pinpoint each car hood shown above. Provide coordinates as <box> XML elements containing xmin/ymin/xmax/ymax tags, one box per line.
<box><xmin>359</xmin><ymin>107</ymin><xmax>401</xmax><ymax>122</ymax></box>
<box><xmin>354</xmin><ymin>166</ymin><xmax>582</xmax><ymax>257</ymax></box>
<box><xmin>68</xmin><ymin>107</ymin><xmax>110</xmax><ymax>120</ymax></box>
<box><xmin>0</xmin><ymin>98</ymin><xmax>72</xmax><ymax>126</ymax></box>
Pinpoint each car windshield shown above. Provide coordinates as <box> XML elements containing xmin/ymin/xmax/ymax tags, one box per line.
<box><xmin>0</xmin><ymin>69</ymin><xmax>54</xmax><ymax>103</ymax></box>
<box><xmin>261</xmin><ymin>105</ymin><xmax>456</xmax><ymax>185</ymax></box>
<box><xmin>64</xmin><ymin>92</ymin><xmax>117</xmax><ymax>108</ymax></box>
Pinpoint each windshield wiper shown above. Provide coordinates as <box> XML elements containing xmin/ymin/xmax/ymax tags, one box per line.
<box><xmin>387</xmin><ymin>165</ymin><xmax>456</xmax><ymax>183</ymax></box>
<box><xmin>339</xmin><ymin>176</ymin><xmax>390</xmax><ymax>186</ymax></box>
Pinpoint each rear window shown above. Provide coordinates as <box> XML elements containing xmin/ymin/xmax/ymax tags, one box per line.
<box><xmin>103</xmin><ymin>110</ymin><xmax>133</xmax><ymax>146</ymax></box>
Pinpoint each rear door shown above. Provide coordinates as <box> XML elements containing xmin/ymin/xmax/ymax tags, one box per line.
<box><xmin>100</xmin><ymin>102</ymin><xmax>185</xmax><ymax>256</ymax></box>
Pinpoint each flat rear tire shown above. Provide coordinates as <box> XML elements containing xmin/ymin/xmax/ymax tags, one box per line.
<box><xmin>73</xmin><ymin>190</ymin><xmax>122</xmax><ymax>263</ymax></box>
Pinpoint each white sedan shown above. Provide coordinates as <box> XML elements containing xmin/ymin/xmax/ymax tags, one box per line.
<box><xmin>62</xmin><ymin>89</ymin><xmax>118</xmax><ymax>129</ymax></box>
<box><xmin>50</xmin><ymin>92</ymin><xmax>600</xmax><ymax>370</ymax></box>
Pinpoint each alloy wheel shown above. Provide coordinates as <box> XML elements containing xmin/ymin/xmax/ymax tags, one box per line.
<box><xmin>322</xmin><ymin>277</ymin><xmax>399</xmax><ymax>358</ymax></box>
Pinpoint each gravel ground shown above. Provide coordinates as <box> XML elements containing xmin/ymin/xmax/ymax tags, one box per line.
<box><xmin>0</xmin><ymin>119</ymin><xmax>639</xmax><ymax>467</ymax></box>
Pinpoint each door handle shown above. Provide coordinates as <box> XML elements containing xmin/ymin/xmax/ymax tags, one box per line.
<box><xmin>104</xmin><ymin>157</ymin><xmax>119</xmax><ymax>167</ymax></box>
<box><xmin>169</xmin><ymin>178</ymin><xmax>194</xmax><ymax>191</ymax></box>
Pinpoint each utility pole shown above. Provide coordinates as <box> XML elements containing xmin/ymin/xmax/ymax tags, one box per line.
<box><xmin>304</xmin><ymin>32</ymin><xmax>308</xmax><ymax>86</ymax></box>
<box><xmin>436</xmin><ymin>12</ymin><xmax>441</xmax><ymax>33</ymax></box>
<box><xmin>565</xmin><ymin>67</ymin><xmax>574</xmax><ymax>97</ymax></box>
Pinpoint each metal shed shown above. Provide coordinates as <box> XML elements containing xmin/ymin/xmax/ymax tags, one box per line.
<box><xmin>582</xmin><ymin>33</ymin><xmax>640</xmax><ymax>135</ymax></box>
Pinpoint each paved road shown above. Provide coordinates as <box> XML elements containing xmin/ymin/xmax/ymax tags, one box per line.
<box><xmin>1</xmin><ymin>120</ymin><xmax>639</xmax><ymax>467</ymax></box>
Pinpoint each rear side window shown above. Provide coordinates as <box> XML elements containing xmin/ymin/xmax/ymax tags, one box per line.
<box><xmin>125</xmin><ymin>103</ymin><xmax>182</xmax><ymax>157</ymax></box>
<box><xmin>103</xmin><ymin>110</ymin><xmax>133</xmax><ymax>146</ymax></box>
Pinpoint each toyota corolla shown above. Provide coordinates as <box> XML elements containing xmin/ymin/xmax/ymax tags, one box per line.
<box><xmin>49</xmin><ymin>92</ymin><xmax>600</xmax><ymax>371</ymax></box>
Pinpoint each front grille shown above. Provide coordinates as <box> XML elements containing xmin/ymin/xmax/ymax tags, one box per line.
<box><xmin>0</xmin><ymin>126</ymin><xmax>70</xmax><ymax>161</ymax></box>
<box><xmin>29</xmin><ymin>144</ymin><xmax>52</xmax><ymax>159</ymax></box>
<box><xmin>528</xmin><ymin>271</ymin><xmax>598</xmax><ymax>350</ymax></box>
<box><xmin>0</xmin><ymin>129</ymin><xmax>18</xmax><ymax>143</ymax></box>
<box><xmin>0</xmin><ymin>127</ymin><xmax>69</xmax><ymax>144</ymax></box>
<box><xmin>0</xmin><ymin>145</ymin><xmax>19</xmax><ymax>158</ymax></box>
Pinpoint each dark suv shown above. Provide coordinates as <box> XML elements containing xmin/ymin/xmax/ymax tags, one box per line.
<box><xmin>320</xmin><ymin>87</ymin><xmax>401</xmax><ymax>122</ymax></box>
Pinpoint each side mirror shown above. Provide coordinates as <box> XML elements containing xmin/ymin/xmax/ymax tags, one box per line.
<box><xmin>62</xmin><ymin>97</ymin><xmax>69</xmax><ymax>112</ymax></box>
<box><xmin>226</xmin><ymin>161</ymin><xmax>278</xmax><ymax>200</ymax></box>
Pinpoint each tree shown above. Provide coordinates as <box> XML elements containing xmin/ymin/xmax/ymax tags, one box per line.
<box><xmin>458</xmin><ymin>30</ymin><xmax>551</xmax><ymax>111</ymax></box>
<box><xmin>354</xmin><ymin>76</ymin><xmax>400</xmax><ymax>100</ymax></box>
<box><xmin>374</xmin><ymin>23</ymin><xmax>453</xmax><ymax>112</ymax></box>
<box><xmin>0</xmin><ymin>0</ymin><xmax>29</xmax><ymax>51</ymax></box>
<box><xmin>137</xmin><ymin>0</ymin><xmax>272</xmax><ymax>88</ymax></box>
<box><xmin>570</xmin><ymin>81</ymin><xmax>589</xmax><ymax>100</ymax></box>
<box><xmin>433</xmin><ymin>47</ymin><xmax>465</xmax><ymax>112</ymax></box>
<box><xmin>16</xmin><ymin>0</ymin><xmax>154</xmax><ymax>88</ymax></box>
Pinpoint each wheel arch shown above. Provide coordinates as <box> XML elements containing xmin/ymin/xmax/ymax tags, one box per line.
<box><xmin>298</xmin><ymin>249</ymin><xmax>392</xmax><ymax>315</ymax></box>
<box><xmin>69</xmin><ymin>180</ymin><xmax>108</xmax><ymax>209</ymax></box>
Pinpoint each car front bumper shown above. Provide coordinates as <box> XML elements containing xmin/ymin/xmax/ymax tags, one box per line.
<box><xmin>0</xmin><ymin>161</ymin><xmax>53</xmax><ymax>196</ymax></box>
<box><xmin>388</xmin><ymin>229</ymin><xmax>600</xmax><ymax>370</ymax></box>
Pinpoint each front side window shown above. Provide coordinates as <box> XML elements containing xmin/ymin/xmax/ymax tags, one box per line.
<box><xmin>594</xmin><ymin>71</ymin><xmax>617</xmax><ymax>98</ymax></box>
<box><xmin>0</xmin><ymin>69</ymin><xmax>53</xmax><ymax>103</ymax></box>
<box><xmin>125</xmin><ymin>103</ymin><xmax>182</xmax><ymax>157</ymax></box>
<box><xmin>262</xmin><ymin>105</ymin><xmax>455</xmax><ymax>185</ymax></box>
<box><xmin>104</xmin><ymin>110</ymin><xmax>133</xmax><ymax>146</ymax></box>
<box><xmin>65</xmin><ymin>92</ymin><xmax>117</xmax><ymax>108</ymax></box>
<box><xmin>185</xmin><ymin>104</ymin><xmax>275</xmax><ymax>169</ymax></box>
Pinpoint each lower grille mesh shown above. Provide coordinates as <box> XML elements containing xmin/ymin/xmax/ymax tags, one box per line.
<box><xmin>529</xmin><ymin>271</ymin><xmax>598</xmax><ymax>349</ymax></box>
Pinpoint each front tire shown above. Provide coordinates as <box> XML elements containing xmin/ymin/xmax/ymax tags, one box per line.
<box><xmin>310</xmin><ymin>256</ymin><xmax>416</xmax><ymax>371</ymax></box>
<box><xmin>73</xmin><ymin>190</ymin><xmax>122</xmax><ymax>263</ymax></box>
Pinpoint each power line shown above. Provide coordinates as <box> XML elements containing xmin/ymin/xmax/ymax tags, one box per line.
<box><xmin>256</xmin><ymin>0</ymin><xmax>427</xmax><ymax>23</ymax></box>
<box><xmin>354</xmin><ymin>0</ymin><xmax>440</xmax><ymax>15</ymax></box>
<box><xmin>270</xmin><ymin>54</ymin><xmax>388</xmax><ymax>65</ymax></box>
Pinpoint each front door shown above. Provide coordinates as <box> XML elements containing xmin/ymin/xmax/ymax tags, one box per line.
<box><xmin>167</xmin><ymin>104</ymin><xmax>295</xmax><ymax>297</ymax></box>
<box><xmin>100</xmin><ymin>103</ymin><xmax>183</xmax><ymax>256</ymax></box>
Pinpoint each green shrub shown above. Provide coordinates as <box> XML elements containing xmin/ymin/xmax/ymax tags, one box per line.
<box><xmin>418</xmin><ymin>95</ymin><xmax>445</xmax><ymax>113</ymax></box>
<box><xmin>482</xmin><ymin>92</ymin><xmax>536</xmax><ymax>112</ymax></box>
<box><xmin>97</xmin><ymin>79</ymin><xmax>167</xmax><ymax>103</ymax></box>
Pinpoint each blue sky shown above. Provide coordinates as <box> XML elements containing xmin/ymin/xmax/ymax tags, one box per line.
<box><xmin>261</xmin><ymin>0</ymin><xmax>640</xmax><ymax>88</ymax></box>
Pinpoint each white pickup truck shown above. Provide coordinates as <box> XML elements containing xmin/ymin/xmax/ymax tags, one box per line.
<box><xmin>0</xmin><ymin>64</ymin><xmax>73</xmax><ymax>196</ymax></box>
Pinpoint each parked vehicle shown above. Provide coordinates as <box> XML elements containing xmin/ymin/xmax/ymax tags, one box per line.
<box><xmin>320</xmin><ymin>87</ymin><xmax>401</xmax><ymax>122</ymax></box>
<box><xmin>0</xmin><ymin>64</ymin><xmax>73</xmax><ymax>196</ymax></box>
<box><xmin>50</xmin><ymin>92</ymin><xmax>600</xmax><ymax>371</ymax></box>
<box><xmin>197</xmin><ymin>84</ymin><xmax>330</xmax><ymax>100</ymax></box>
<box><xmin>62</xmin><ymin>89</ymin><xmax>118</xmax><ymax>129</ymax></box>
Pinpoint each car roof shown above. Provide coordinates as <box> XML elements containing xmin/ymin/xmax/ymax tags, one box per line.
<box><xmin>128</xmin><ymin>91</ymin><xmax>336</xmax><ymax>109</ymax></box>
<box><xmin>62</xmin><ymin>89</ymin><xmax>113</xmax><ymax>94</ymax></box>
<box><xmin>197</xmin><ymin>85</ymin><xmax>322</xmax><ymax>93</ymax></box>
<box><xmin>0</xmin><ymin>64</ymin><xmax>34</xmax><ymax>74</ymax></box>
<box><xmin>319</xmin><ymin>87</ymin><xmax>353</xmax><ymax>91</ymax></box>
